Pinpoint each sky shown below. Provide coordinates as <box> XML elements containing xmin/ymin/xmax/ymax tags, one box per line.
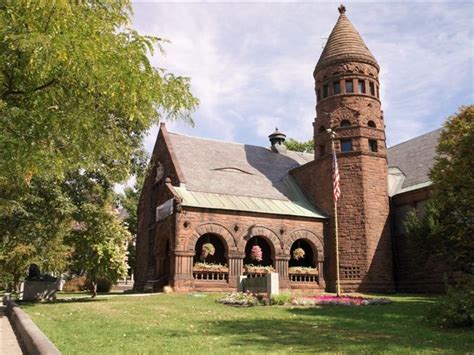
<box><xmin>131</xmin><ymin>1</ymin><xmax>474</xmax><ymax>155</ymax></box>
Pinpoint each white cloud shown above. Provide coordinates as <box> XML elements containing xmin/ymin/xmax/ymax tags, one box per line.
<box><xmin>131</xmin><ymin>2</ymin><xmax>474</xmax><ymax>153</ymax></box>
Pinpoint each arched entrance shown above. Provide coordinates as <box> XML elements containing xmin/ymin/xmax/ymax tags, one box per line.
<box><xmin>243</xmin><ymin>236</ymin><xmax>274</xmax><ymax>276</ymax></box>
<box><xmin>193</xmin><ymin>233</ymin><xmax>227</xmax><ymax>265</ymax></box>
<box><xmin>192</xmin><ymin>233</ymin><xmax>229</xmax><ymax>283</ymax></box>
<box><xmin>288</xmin><ymin>238</ymin><xmax>320</xmax><ymax>285</ymax></box>
<box><xmin>289</xmin><ymin>239</ymin><xmax>316</xmax><ymax>268</ymax></box>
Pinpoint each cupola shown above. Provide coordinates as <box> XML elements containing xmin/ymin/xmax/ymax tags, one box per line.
<box><xmin>268</xmin><ymin>128</ymin><xmax>287</xmax><ymax>154</ymax></box>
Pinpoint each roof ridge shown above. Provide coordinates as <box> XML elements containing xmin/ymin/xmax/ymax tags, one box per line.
<box><xmin>388</xmin><ymin>128</ymin><xmax>442</xmax><ymax>150</ymax></box>
<box><xmin>168</xmin><ymin>131</ymin><xmax>314</xmax><ymax>156</ymax></box>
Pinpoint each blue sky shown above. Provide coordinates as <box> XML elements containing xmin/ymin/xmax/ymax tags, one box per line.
<box><xmin>132</xmin><ymin>1</ymin><xmax>473</xmax><ymax>154</ymax></box>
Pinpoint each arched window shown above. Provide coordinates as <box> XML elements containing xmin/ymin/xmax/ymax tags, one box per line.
<box><xmin>319</xmin><ymin>125</ymin><xmax>326</xmax><ymax>133</ymax></box>
<box><xmin>244</xmin><ymin>236</ymin><xmax>273</xmax><ymax>267</ymax></box>
<box><xmin>193</xmin><ymin>233</ymin><xmax>227</xmax><ymax>266</ymax></box>
<box><xmin>368</xmin><ymin>120</ymin><xmax>376</xmax><ymax>128</ymax></box>
<box><xmin>340</xmin><ymin>120</ymin><xmax>351</xmax><ymax>127</ymax></box>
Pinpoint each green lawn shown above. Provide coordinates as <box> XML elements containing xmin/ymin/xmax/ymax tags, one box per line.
<box><xmin>21</xmin><ymin>293</ymin><xmax>472</xmax><ymax>354</ymax></box>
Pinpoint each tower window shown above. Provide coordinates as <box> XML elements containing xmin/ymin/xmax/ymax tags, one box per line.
<box><xmin>317</xmin><ymin>89</ymin><xmax>321</xmax><ymax>101</ymax></box>
<box><xmin>323</xmin><ymin>84</ymin><xmax>329</xmax><ymax>98</ymax></box>
<box><xmin>376</xmin><ymin>85</ymin><xmax>380</xmax><ymax>98</ymax></box>
<box><xmin>340</xmin><ymin>119</ymin><xmax>351</xmax><ymax>127</ymax></box>
<box><xmin>319</xmin><ymin>144</ymin><xmax>326</xmax><ymax>156</ymax></box>
<box><xmin>319</xmin><ymin>125</ymin><xmax>326</xmax><ymax>133</ymax></box>
<box><xmin>369</xmin><ymin>139</ymin><xmax>378</xmax><ymax>152</ymax></box>
<box><xmin>358</xmin><ymin>80</ymin><xmax>366</xmax><ymax>94</ymax></box>
<box><xmin>340</xmin><ymin>139</ymin><xmax>352</xmax><ymax>152</ymax></box>
<box><xmin>367</xmin><ymin>120</ymin><xmax>376</xmax><ymax>128</ymax></box>
<box><xmin>370</xmin><ymin>82</ymin><xmax>375</xmax><ymax>96</ymax></box>
<box><xmin>345</xmin><ymin>80</ymin><xmax>353</xmax><ymax>93</ymax></box>
<box><xmin>333</xmin><ymin>81</ymin><xmax>341</xmax><ymax>95</ymax></box>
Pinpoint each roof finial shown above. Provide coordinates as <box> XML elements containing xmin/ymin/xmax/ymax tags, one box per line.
<box><xmin>338</xmin><ymin>4</ymin><xmax>346</xmax><ymax>15</ymax></box>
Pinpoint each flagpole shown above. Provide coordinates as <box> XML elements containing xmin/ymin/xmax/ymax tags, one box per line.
<box><xmin>329</xmin><ymin>130</ymin><xmax>341</xmax><ymax>297</ymax></box>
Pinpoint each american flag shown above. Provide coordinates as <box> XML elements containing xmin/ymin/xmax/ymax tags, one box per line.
<box><xmin>332</xmin><ymin>149</ymin><xmax>341</xmax><ymax>202</ymax></box>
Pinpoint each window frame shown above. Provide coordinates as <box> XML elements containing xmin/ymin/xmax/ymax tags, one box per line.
<box><xmin>340</xmin><ymin>138</ymin><xmax>353</xmax><ymax>152</ymax></box>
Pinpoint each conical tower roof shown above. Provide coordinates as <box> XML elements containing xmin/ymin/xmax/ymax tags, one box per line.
<box><xmin>316</xmin><ymin>5</ymin><xmax>378</xmax><ymax>71</ymax></box>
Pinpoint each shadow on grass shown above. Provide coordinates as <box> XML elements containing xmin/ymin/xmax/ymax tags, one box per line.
<box><xmin>203</xmin><ymin>297</ymin><xmax>470</xmax><ymax>352</ymax></box>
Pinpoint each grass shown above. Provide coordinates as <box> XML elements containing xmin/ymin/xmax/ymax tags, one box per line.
<box><xmin>21</xmin><ymin>293</ymin><xmax>473</xmax><ymax>354</ymax></box>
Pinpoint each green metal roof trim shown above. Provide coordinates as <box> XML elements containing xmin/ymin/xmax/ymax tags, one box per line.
<box><xmin>172</xmin><ymin>179</ymin><xmax>327</xmax><ymax>219</ymax></box>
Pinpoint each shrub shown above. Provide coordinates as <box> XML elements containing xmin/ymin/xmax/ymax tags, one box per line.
<box><xmin>428</xmin><ymin>280</ymin><xmax>474</xmax><ymax>328</ymax></box>
<box><xmin>85</xmin><ymin>277</ymin><xmax>113</xmax><ymax>293</ymax></box>
<box><xmin>271</xmin><ymin>293</ymin><xmax>291</xmax><ymax>305</ymax></box>
<box><xmin>63</xmin><ymin>276</ymin><xmax>87</xmax><ymax>292</ymax></box>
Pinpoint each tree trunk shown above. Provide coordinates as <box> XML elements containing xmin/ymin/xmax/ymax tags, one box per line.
<box><xmin>91</xmin><ymin>280</ymin><xmax>97</xmax><ymax>298</ymax></box>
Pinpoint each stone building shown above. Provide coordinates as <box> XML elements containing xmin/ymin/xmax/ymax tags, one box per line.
<box><xmin>134</xmin><ymin>5</ymin><xmax>449</xmax><ymax>293</ymax></box>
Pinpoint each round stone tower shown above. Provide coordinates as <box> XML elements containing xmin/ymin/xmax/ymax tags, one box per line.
<box><xmin>313</xmin><ymin>5</ymin><xmax>394</xmax><ymax>292</ymax></box>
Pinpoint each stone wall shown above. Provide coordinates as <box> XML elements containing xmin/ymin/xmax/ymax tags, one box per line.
<box><xmin>293</xmin><ymin>57</ymin><xmax>394</xmax><ymax>293</ymax></box>
<box><xmin>170</xmin><ymin>208</ymin><xmax>326</xmax><ymax>292</ymax></box>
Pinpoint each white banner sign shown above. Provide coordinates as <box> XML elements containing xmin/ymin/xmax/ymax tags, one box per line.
<box><xmin>156</xmin><ymin>198</ymin><xmax>174</xmax><ymax>222</ymax></box>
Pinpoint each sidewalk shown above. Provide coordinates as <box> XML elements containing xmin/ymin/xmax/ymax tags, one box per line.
<box><xmin>1</xmin><ymin>306</ymin><xmax>23</xmax><ymax>355</ymax></box>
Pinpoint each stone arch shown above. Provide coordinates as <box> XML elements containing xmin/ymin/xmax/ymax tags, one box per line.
<box><xmin>283</xmin><ymin>229</ymin><xmax>324</xmax><ymax>261</ymax></box>
<box><xmin>186</xmin><ymin>223</ymin><xmax>237</xmax><ymax>254</ymax></box>
<box><xmin>237</xmin><ymin>225</ymin><xmax>283</xmax><ymax>255</ymax></box>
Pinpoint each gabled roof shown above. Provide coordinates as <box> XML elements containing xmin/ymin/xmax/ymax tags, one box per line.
<box><xmin>166</xmin><ymin>132</ymin><xmax>326</xmax><ymax>219</ymax></box>
<box><xmin>316</xmin><ymin>10</ymin><xmax>378</xmax><ymax>71</ymax></box>
<box><xmin>387</xmin><ymin>129</ymin><xmax>441</xmax><ymax>190</ymax></box>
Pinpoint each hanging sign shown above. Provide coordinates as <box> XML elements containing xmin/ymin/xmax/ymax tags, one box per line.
<box><xmin>156</xmin><ymin>198</ymin><xmax>174</xmax><ymax>222</ymax></box>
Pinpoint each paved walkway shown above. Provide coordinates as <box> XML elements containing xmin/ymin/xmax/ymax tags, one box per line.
<box><xmin>1</xmin><ymin>306</ymin><xmax>23</xmax><ymax>355</ymax></box>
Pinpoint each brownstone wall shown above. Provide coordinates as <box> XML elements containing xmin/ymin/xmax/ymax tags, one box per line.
<box><xmin>134</xmin><ymin>124</ymin><xmax>184</xmax><ymax>291</ymax></box>
<box><xmin>292</xmin><ymin>58</ymin><xmax>394</xmax><ymax>292</ymax></box>
<box><xmin>165</xmin><ymin>207</ymin><xmax>326</xmax><ymax>292</ymax></box>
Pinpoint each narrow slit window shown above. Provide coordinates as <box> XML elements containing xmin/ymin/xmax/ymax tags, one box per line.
<box><xmin>319</xmin><ymin>144</ymin><xmax>326</xmax><ymax>156</ymax></box>
<box><xmin>341</xmin><ymin>139</ymin><xmax>352</xmax><ymax>152</ymax></box>
<box><xmin>369</xmin><ymin>139</ymin><xmax>378</xmax><ymax>152</ymax></box>
<box><xmin>333</xmin><ymin>81</ymin><xmax>341</xmax><ymax>95</ymax></box>
<box><xmin>323</xmin><ymin>84</ymin><xmax>329</xmax><ymax>98</ymax></box>
<box><xmin>345</xmin><ymin>80</ymin><xmax>353</xmax><ymax>93</ymax></box>
<box><xmin>317</xmin><ymin>89</ymin><xmax>321</xmax><ymax>101</ymax></box>
<box><xmin>358</xmin><ymin>80</ymin><xmax>366</xmax><ymax>94</ymax></box>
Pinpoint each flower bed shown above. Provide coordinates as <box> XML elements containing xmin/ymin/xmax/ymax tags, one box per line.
<box><xmin>193</xmin><ymin>262</ymin><xmax>229</xmax><ymax>272</ymax></box>
<box><xmin>288</xmin><ymin>266</ymin><xmax>318</xmax><ymax>275</ymax></box>
<box><xmin>243</xmin><ymin>264</ymin><xmax>275</xmax><ymax>274</ymax></box>
<box><xmin>293</xmin><ymin>295</ymin><xmax>392</xmax><ymax>306</ymax></box>
<box><xmin>217</xmin><ymin>292</ymin><xmax>260</xmax><ymax>307</ymax></box>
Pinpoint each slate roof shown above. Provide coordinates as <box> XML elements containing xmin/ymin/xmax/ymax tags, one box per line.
<box><xmin>387</xmin><ymin>129</ymin><xmax>441</xmax><ymax>189</ymax></box>
<box><xmin>316</xmin><ymin>11</ymin><xmax>378</xmax><ymax>70</ymax></box>
<box><xmin>167</xmin><ymin>132</ymin><xmax>325</xmax><ymax>219</ymax></box>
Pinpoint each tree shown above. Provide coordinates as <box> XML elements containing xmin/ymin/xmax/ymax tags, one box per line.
<box><xmin>0</xmin><ymin>0</ymin><xmax>198</xmax><ymax>200</ymax></box>
<box><xmin>405</xmin><ymin>106</ymin><xmax>474</xmax><ymax>273</ymax></box>
<box><xmin>65</xmin><ymin>172</ymin><xmax>130</xmax><ymax>297</ymax></box>
<box><xmin>0</xmin><ymin>177</ymin><xmax>74</xmax><ymax>292</ymax></box>
<box><xmin>284</xmin><ymin>138</ymin><xmax>314</xmax><ymax>153</ymax></box>
<box><xmin>0</xmin><ymin>1</ymin><xmax>197</xmax><ymax>291</ymax></box>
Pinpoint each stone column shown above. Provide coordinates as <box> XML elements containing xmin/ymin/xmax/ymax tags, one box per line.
<box><xmin>318</xmin><ymin>260</ymin><xmax>326</xmax><ymax>289</ymax></box>
<box><xmin>228</xmin><ymin>252</ymin><xmax>244</xmax><ymax>289</ymax></box>
<box><xmin>172</xmin><ymin>250</ymin><xmax>194</xmax><ymax>291</ymax></box>
<box><xmin>275</xmin><ymin>255</ymin><xmax>290</xmax><ymax>289</ymax></box>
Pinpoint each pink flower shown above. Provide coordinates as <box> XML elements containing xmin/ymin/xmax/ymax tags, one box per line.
<box><xmin>250</xmin><ymin>245</ymin><xmax>263</xmax><ymax>262</ymax></box>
